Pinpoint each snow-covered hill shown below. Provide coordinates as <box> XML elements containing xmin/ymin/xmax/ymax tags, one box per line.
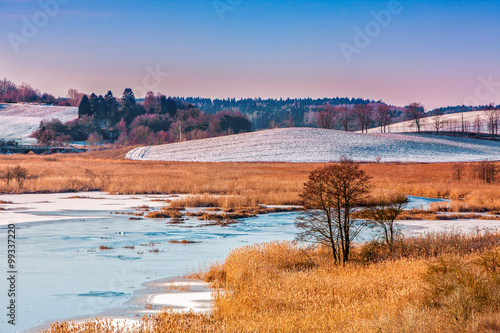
<box><xmin>126</xmin><ymin>128</ymin><xmax>500</xmax><ymax>163</ymax></box>
<box><xmin>367</xmin><ymin>110</ymin><xmax>490</xmax><ymax>134</ymax></box>
<box><xmin>0</xmin><ymin>103</ymin><xmax>78</xmax><ymax>141</ymax></box>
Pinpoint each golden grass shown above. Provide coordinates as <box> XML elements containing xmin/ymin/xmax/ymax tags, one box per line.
<box><xmin>19</xmin><ymin>151</ymin><xmax>497</xmax><ymax>332</ymax></box>
<box><xmin>174</xmin><ymin>195</ymin><xmax>262</xmax><ymax>209</ymax></box>
<box><xmin>45</xmin><ymin>231</ymin><xmax>500</xmax><ymax>333</ymax></box>
<box><xmin>369</xmin><ymin>209</ymin><xmax>500</xmax><ymax>221</ymax></box>
<box><xmin>0</xmin><ymin>153</ymin><xmax>498</xmax><ymax>210</ymax></box>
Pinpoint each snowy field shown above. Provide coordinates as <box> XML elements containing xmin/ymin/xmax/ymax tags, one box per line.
<box><xmin>0</xmin><ymin>103</ymin><xmax>78</xmax><ymax>141</ymax></box>
<box><xmin>126</xmin><ymin>128</ymin><xmax>500</xmax><ymax>163</ymax></box>
<box><xmin>367</xmin><ymin>110</ymin><xmax>491</xmax><ymax>134</ymax></box>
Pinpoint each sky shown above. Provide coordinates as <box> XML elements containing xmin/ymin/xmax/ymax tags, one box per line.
<box><xmin>1</xmin><ymin>0</ymin><xmax>499</xmax><ymax>110</ymax></box>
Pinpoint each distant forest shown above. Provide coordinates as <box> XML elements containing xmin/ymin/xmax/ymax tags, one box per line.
<box><xmin>1</xmin><ymin>77</ymin><xmax>498</xmax><ymax>146</ymax></box>
<box><xmin>184</xmin><ymin>97</ymin><xmax>376</xmax><ymax>129</ymax></box>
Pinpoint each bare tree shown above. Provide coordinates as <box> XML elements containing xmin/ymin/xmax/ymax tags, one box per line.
<box><xmin>66</xmin><ymin>88</ymin><xmax>85</xmax><ymax>107</ymax></box>
<box><xmin>354</xmin><ymin>104</ymin><xmax>374</xmax><ymax>133</ymax></box>
<box><xmin>460</xmin><ymin>106</ymin><xmax>466</xmax><ymax>133</ymax></box>
<box><xmin>316</xmin><ymin>104</ymin><xmax>337</xmax><ymax>129</ymax></box>
<box><xmin>474</xmin><ymin>115</ymin><xmax>483</xmax><ymax>133</ymax></box>
<box><xmin>475</xmin><ymin>160</ymin><xmax>497</xmax><ymax>184</ymax></box>
<box><xmin>452</xmin><ymin>163</ymin><xmax>465</xmax><ymax>183</ymax></box>
<box><xmin>0</xmin><ymin>78</ymin><xmax>17</xmax><ymax>102</ymax></box>
<box><xmin>434</xmin><ymin>114</ymin><xmax>444</xmax><ymax>133</ymax></box>
<box><xmin>406</xmin><ymin>102</ymin><xmax>426</xmax><ymax>133</ymax></box>
<box><xmin>295</xmin><ymin>158</ymin><xmax>371</xmax><ymax>264</ymax></box>
<box><xmin>376</xmin><ymin>104</ymin><xmax>391</xmax><ymax>133</ymax></box>
<box><xmin>485</xmin><ymin>108</ymin><xmax>500</xmax><ymax>138</ymax></box>
<box><xmin>364</xmin><ymin>195</ymin><xmax>407</xmax><ymax>252</ymax></box>
<box><xmin>17</xmin><ymin>82</ymin><xmax>39</xmax><ymax>102</ymax></box>
<box><xmin>337</xmin><ymin>105</ymin><xmax>353</xmax><ymax>132</ymax></box>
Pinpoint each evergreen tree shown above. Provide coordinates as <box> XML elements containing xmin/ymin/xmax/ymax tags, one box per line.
<box><xmin>96</xmin><ymin>95</ymin><xmax>107</xmax><ymax>119</ymax></box>
<box><xmin>160</xmin><ymin>95</ymin><xmax>168</xmax><ymax>115</ymax></box>
<box><xmin>121</xmin><ymin>88</ymin><xmax>136</xmax><ymax>108</ymax></box>
<box><xmin>78</xmin><ymin>95</ymin><xmax>92</xmax><ymax>118</ymax></box>
<box><xmin>89</xmin><ymin>93</ymin><xmax>99</xmax><ymax>112</ymax></box>
<box><xmin>166</xmin><ymin>97</ymin><xmax>177</xmax><ymax>117</ymax></box>
<box><xmin>104</xmin><ymin>91</ymin><xmax>118</xmax><ymax>121</ymax></box>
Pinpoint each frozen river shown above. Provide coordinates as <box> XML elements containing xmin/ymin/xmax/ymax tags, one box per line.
<box><xmin>0</xmin><ymin>193</ymin><xmax>496</xmax><ymax>332</ymax></box>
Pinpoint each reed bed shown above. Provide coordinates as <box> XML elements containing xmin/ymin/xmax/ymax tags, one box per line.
<box><xmin>44</xmin><ymin>231</ymin><xmax>500</xmax><ymax>333</ymax></box>
<box><xmin>0</xmin><ymin>154</ymin><xmax>498</xmax><ymax>211</ymax></box>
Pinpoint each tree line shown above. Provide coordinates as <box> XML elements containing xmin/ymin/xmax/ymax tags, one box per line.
<box><xmin>2</xmin><ymin>77</ymin><xmax>499</xmax><ymax>142</ymax></box>
<box><xmin>314</xmin><ymin>102</ymin><xmax>416</xmax><ymax>133</ymax></box>
<box><xmin>32</xmin><ymin>88</ymin><xmax>252</xmax><ymax>146</ymax></box>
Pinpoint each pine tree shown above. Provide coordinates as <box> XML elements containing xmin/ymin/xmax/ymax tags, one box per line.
<box><xmin>78</xmin><ymin>95</ymin><xmax>92</xmax><ymax>118</ymax></box>
<box><xmin>121</xmin><ymin>88</ymin><xmax>136</xmax><ymax>108</ymax></box>
<box><xmin>104</xmin><ymin>91</ymin><xmax>118</xmax><ymax>120</ymax></box>
<box><xmin>166</xmin><ymin>97</ymin><xmax>177</xmax><ymax>117</ymax></box>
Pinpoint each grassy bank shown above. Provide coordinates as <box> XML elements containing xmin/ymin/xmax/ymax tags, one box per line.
<box><xmin>45</xmin><ymin>230</ymin><xmax>500</xmax><ymax>332</ymax></box>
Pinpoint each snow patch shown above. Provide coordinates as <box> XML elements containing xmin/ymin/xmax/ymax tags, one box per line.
<box><xmin>0</xmin><ymin>103</ymin><xmax>78</xmax><ymax>141</ymax></box>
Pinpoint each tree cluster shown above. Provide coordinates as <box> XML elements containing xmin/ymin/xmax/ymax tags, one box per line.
<box><xmin>0</xmin><ymin>78</ymin><xmax>69</xmax><ymax>105</ymax></box>
<box><xmin>34</xmin><ymin>89</ymin><xmax>252</xmax><ymax>146</ymax></box>
<box><xmin>0</xmin><ymin>166</ymin><xmax>30</xmax><ymax>188</ymax></box>
<box><xmin>314</xmin><ymin>103</ymin><xmax>398</xmax><ymax>133</ymax></box>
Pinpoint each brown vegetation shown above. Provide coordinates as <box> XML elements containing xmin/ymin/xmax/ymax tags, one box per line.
<box><xmin>0</xmin><ymin>154</ymin><xmax>498</xmax><ymax>210</ymax></box>
<box><xmin>168</xmin><ymin>240</ymin><xmax>198</xmax><ymax>244</ymax></box>
<box><xmin>146</xmin><ymin>209</ymin><xmax>183</xmax><ymax>219</ymax></box>
<box><xmin>45</xmin><ymin>231</ymin><xmax>500</xmax><ymax>333</ymax></box>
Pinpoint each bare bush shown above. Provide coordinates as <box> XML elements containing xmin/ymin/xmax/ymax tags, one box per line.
<box><xmin>11</xmin><ymin>166</ymin><xmax>28</xmax><ymax>188</ymax></box>
<box><xmin>0</xmin><ymin>167</ymin><xmax>14</xmax><ymax>187</ymax></box>
<box><xmin>363</xmin><ymin>195</ymin><xmax>407</xmax><ymax>252</ymax></box>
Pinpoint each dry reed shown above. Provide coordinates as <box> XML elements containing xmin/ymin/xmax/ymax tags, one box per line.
<box><xmin>44</xmin><ymin>231</ymin><xmax>500</xmax><ymax>333</ymax></box>
<box><xmin>0</xmin><ymin>154</ymin><xmax>498</xmax><ymax>211</ymax></box>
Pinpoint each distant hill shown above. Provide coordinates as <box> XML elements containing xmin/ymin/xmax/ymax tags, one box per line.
<box><xmin>0</xmin><ymin>103</ymin><xmax>78</xmax><ymax>141</ymax></box>
<box><xmin>126</xmin><ymin>127</ymin><xmax>500</xmax><ymax>163</ymax></box>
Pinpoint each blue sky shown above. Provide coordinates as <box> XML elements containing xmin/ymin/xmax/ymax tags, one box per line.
<box><xmin>1</xmin><ymin>0</ymin><xmax>499</xmax><ymax>109</ymax></box>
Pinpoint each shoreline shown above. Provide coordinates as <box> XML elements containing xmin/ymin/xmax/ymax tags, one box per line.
<box><xmin>21</xmin><ymin>277</ymin><xmax>214</xmax><ymax>333</ymax></box>
<box><xmin>3</xmin><ymin>192</ymin><xmax>499</xmax><ymax>332</ymax></box>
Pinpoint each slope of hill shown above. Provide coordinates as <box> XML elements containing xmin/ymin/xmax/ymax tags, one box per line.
<box><xmin>126</xmin><ymin>128</ymin><xmax>500</xmax><ymax>163</ymax></box>
<box><xmin>367</xmin><ymin>110</ymin><xmax>490</xmax><ymax>134</ymax></box>
<box><xmin>0</xmin><ymin>103</ymin><xmax>78</xmax><ymax>141</ymax></box>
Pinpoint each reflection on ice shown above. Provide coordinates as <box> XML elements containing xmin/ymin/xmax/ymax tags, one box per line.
<box><xmin>77</xmin><ymin>291</ymin><xmax>130</xmax><ymax>298</ymax></box>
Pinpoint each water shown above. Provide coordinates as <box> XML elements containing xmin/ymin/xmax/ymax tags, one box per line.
<box><xmin>0</xmin><ymin>194</ymin><xmax>445</xmax><ymax>332</ymax></box>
